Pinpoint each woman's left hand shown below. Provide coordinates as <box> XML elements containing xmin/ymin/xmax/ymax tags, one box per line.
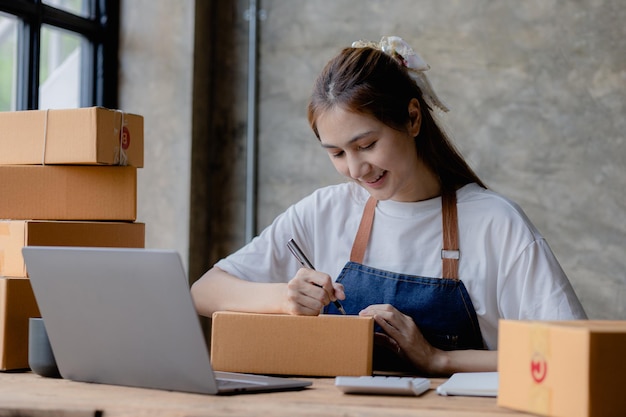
<box><xmin>359</xmin><ymin>304</ymin><xmax>443</xmax><ymax>375</ymax></box>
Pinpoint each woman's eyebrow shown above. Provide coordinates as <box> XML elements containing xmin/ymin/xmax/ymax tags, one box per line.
<box><xmin>320</xmin><ymin>131</ymin><xmax>375</xmax><ymax>148</ymax></box>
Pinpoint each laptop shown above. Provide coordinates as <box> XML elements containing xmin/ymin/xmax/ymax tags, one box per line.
<box><xmin>22</xmin><ymin>246</ymin><xmax>312</xmax><ymax>395</ymax></box>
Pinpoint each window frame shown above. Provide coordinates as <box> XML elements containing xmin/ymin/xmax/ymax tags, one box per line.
<box><xmin>0</xmin><ymin>0</ymin><xmax>119</xmax><ymax>110</ymax></box>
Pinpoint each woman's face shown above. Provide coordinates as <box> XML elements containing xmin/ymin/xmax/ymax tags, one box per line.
<box><xmin>316</xmin><ymin>103</ymin><xmax>440</xmax><ymax>202</ymax></box>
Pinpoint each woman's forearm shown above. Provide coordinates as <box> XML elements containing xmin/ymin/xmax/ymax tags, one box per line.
<box><xmin>430</xmin><ymin>349</ymin><xmax>498</xmax><ymax>376</ymax></box>
<box><xmin>190</xmin><ymin>267</ymin><xmax>288</xmax><ymax>317</ymax></box>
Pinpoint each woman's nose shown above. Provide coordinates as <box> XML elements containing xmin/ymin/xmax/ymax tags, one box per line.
<box><xmin>347</xmin><ymin>154</ymin><xmax>369</xmax><ymax>180</ymax></box>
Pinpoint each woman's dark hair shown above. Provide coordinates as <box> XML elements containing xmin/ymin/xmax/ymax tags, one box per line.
<box><xmin>308</xmin><ymin>46</ymin><xmax>486</xmax><ymax>191</ymax></box>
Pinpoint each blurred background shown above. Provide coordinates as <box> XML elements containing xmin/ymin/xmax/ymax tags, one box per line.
<box><xmin>2</xmin><ymin>0</ymin><xmax>625</xmax><ymax>320</ymax></box>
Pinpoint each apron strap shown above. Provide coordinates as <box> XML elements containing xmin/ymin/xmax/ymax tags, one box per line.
<box><xmin>349</xmin><ymin>190</ymin><xmax>460</xmax><ymax>280</ymax></box>
<box><xmin>350</xmin><ymin>197</ymin><xmax>377</xmax><ymax>263</ymax></box>
<box><xmin>441</xmin><ymin>189</ymin><xmax>460</xmax><ymax>280</ymax></box>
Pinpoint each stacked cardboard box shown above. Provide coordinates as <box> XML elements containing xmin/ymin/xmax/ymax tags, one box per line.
<box><xmin>0</xmin><ymin>107</ymin><xmax>145</xmax><ymax>370</ymax></box>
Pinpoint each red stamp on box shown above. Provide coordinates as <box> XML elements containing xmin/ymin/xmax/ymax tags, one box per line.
<box><xmin>530</xmin><ymin>353</ymin><xmax>548</xmax><ymax>383</ymax></box>
<box><xmin>121</xmin><ymin>126</ymin><xmax>130</xmax><ymax>150</ymax></box>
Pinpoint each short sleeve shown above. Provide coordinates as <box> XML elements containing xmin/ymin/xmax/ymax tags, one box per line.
<box><xmin>215</xmin><ymin>205</ymin><xmax>304</xmax><ymax>284</ymax></box>
<box><xmin>498</xmin><ymin>238</ymin><xmax>587</xmax><ymax>321</ymax></box>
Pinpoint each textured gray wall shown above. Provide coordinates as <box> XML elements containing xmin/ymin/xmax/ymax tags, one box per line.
<box><xmin>118</xmin><ymin>0</ymin><xmax>195</xmax><ymax>271</ymax></box>
<box><xmin>119</xmin><ymin>1</ymin><xmax>625</xmax><ymax>320</ymax></box>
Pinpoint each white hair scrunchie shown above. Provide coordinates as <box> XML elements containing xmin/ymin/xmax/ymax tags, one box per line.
<box><xmin>352</xmin><ymin>36</ymin><xmax>449</xmax><ymax>113</ymax></box>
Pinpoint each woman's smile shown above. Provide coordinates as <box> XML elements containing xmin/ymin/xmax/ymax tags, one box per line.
<box><xmin>316</xmin><ymin>105</ymin><xmax>440</xmax><ymax>202</ymax></box>
<box><xmin>361</xmin><ymin>170</ymin><xmax>387</xmax><ymax>187</ymax></box>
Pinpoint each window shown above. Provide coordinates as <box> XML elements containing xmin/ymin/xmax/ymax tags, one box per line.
<box><xmin>0</xmin><ymin>11</ymin><xmax>18</xmax><ymax>111</ymax></box>
<box><xmin>0</xmin><ymin>0</ymin><xmax>119</xmax><ymax>111</ymax></box>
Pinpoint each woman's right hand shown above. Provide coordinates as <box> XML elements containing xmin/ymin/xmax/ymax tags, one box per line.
<box><xmin>284</xmin><ymin>268</ymin><xmax>345</xmax><ymax>315</ymax></box>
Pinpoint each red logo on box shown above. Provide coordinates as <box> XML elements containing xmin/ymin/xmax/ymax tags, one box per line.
<box><xmin>121</xmin><ymin>127</ymin><xmax>131</xmax><ymax>150</ymax></box>
<box><xmin>530</xmin><ymin>353</ymin><xmax>548</xmax><ymax>383</ymax></box>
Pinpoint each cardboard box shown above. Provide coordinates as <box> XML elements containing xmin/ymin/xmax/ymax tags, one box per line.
<box><xmin>0</xmin><ymin>221</ymin><xmax>145</xmax><ymax>277</ymax></box>
<box><xmin>0</xmin><ymin>277</ymin><xmax>41</xmax><ymax>370</ymax></box>
<box><xmin>498</xmin><ymin>320</ymin><xmax>626</xmax><ymax>417</ymax></box>
<box><xmin>0</xmin><ymin>165</ymin><xmax>137</xmax><ymax>221</ymax></box>
<box><xmin>0</xmin><ymin>107</ymin><xmax>143</xmax><ymax>167</ymax></box>
<box><xmin>211</xmin><ymin>312</ymin><xmax>374</xmax><ymax>377</ymax></box>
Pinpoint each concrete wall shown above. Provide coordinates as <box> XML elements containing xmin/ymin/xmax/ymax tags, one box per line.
<box><xmin>119</xmin><ymin>0</ymin><xmax>626</xmax><ymax>320</ymax></box>
<box><xmin>118</xmin><ymin>0</ymin><xmax>195</xmax><ymax>272</ymax></box>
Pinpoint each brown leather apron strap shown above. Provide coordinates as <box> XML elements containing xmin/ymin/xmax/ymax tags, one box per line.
<box><xmin>441</xmin><ymin>189</ymin><xmax>460</xmax><ymax>280</ymax></box>
<box><xmin>350</xmin><ymin>197</ymin><xmax>377</xmax><ymax>263</ymax></box>
<box><xmin>349</xmin><ymin>191</ymin><xmax>460</xmax><ymax>280</ymax></box>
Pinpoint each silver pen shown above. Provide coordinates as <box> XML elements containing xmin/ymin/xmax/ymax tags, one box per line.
<box><xmin>286</xmin><ymin>238</ymin><xmax>347</xmax><ymax>315</ymax></box>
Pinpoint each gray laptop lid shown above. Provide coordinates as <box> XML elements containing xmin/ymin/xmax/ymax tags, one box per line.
<box><xmin>23</xmin><ymin>246</ymin><xmax>310</xmax><ymax>395</ymax></box>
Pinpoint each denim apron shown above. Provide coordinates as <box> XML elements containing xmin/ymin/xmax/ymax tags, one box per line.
<box><xmin>324</xmin><ymin>190</ymin><xmax>484</xmax><ymax>372</ymax></box>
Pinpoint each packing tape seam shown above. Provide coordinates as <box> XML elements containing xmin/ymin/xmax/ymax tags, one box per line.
<box><xmin>23</xmin><ymin>220</ymin><xmax>28</xmax><ymax>276</ymax></box>
<box><xmin>114</xmin><ymin>109</ymin><xmax>128</xmax><ymax>166</ymax></box>
<box><xmin>41</xmin><ymin>109</ymin><xmax>49</xmax><ymax>165</ymax></box>
<box><xmin>529</xmin><ymin>323</ymin><xmax>552</xmax><ymax>415</ymax></box>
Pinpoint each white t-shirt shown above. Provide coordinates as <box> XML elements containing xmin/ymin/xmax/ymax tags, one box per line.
<box><xmin>216</xmin><ymin>182</ymin><xmax>587</xmax><ymax>349</ymax></box>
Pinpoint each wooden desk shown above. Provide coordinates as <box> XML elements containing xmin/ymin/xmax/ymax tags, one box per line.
<box><xmin>0</xmin><ymin>372</ymin><xmax>532</xmax><ymax>417</ymax></box>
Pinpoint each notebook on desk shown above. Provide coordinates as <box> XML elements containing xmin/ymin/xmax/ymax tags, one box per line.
<box><xmin>22</xmin><ymin>246</ymin><xmax>311</xmax><ymax>395</ymax></box>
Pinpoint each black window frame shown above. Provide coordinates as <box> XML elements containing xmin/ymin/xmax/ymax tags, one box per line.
<box><xmin>0</xmin><ymin>0</ymin><xmax>119</xmax><ymax>110</ymax></box>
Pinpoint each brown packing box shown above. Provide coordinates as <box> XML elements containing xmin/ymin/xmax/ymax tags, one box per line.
<box><xmin>498</xmin><ymin>320</ymin><xmax>626</xmax><ymax>417</ymax></box>
<box><xmin>0</xmin><ymin>221</ymin><xmax>145</xmax><ymax>278</ymax></box>
<box><xmin>211</xmin><ymin>312</ymin><xmax>374</xmax><ymax>377</ymax></box>
<box><xmin>0</xmin><ymin>165</ymin><xmax>137</xmax><ymax>221</ymax></box>
<box><xmin>0</xmin><ymin>107</ymin><xmax>143</xmax><ymax>167</ymax></box>
<box><xmin>0</xmin><ymin>277</ymin><xmax>40</xmax><ymax>370</ymax></box>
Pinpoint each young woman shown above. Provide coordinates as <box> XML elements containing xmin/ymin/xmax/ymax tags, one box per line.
<box><xmin>191</xmin><ymin>36</ymin><xmax>587</xmax><ymax>376</ymax></box>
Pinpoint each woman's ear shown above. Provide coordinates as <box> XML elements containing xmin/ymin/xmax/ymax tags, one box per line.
<box><xmin>407</xmin><ymin>98</ymin><xmax>422</xmax><ymax>137</ymax></box>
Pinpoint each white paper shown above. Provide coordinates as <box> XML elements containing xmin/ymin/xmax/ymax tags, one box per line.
<box><xmin>436</xmin><ymin>372</ymin><xmax>498</xmax><ymax>397</ymax></box>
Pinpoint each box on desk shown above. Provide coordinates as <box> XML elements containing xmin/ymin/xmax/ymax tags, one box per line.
<box><xmin>0</xmin><ymin>221</ymin><xmax>145</xmax><ymax>277</ymax></box>
<box><xmin>498</xmin><ymin>320</ymin><xmax>626</xmax><ymax>417</ymax></box>
<box><xmin>0</xmin><ymin>277</ymin><xmax>40</xmax><ymax>370</ymax></box>
<box><xmin>211</xmin><ymin>312</ymin><xmax>374</xmax><ymax>377</ymax></box>
<box><xmin>0</xmin><ymin>107</ymin><xmax>143</xmax><ymax>167</ymax></box>
<box><xmin>0</xmin><ymin>165</ymin><xmax>137</xmax><ymax>221</ymax></box>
